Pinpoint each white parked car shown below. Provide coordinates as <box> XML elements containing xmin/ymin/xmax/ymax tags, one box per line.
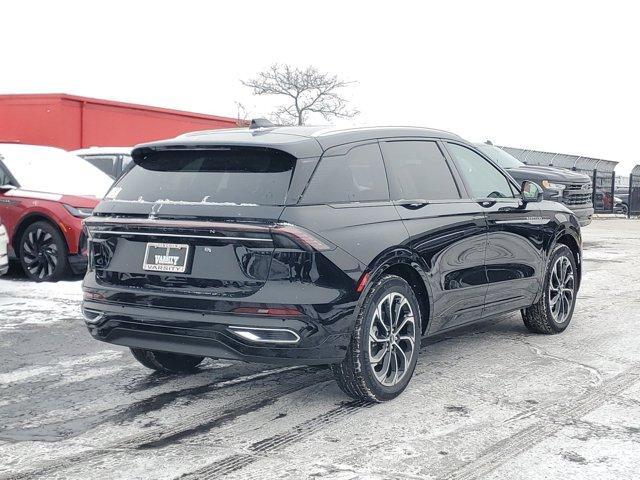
<box><xmin>0</xmin><ymin>223</ymin><xmax>8</xmax><ymax>276</ymax></box>
<box><xmin>72</xmin><ymin>147</ymin><xmax>133</xmax><ymax>180</ymax></box>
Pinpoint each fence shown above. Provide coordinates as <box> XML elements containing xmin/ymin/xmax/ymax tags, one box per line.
<box><xmin>592</xmin><ymin>169</ymin><xmax>615</xmax><ymax>213</ymax></box>
<box><xmin>629</xmin><ymin>165</ymin><xmax>640</xmax><ymax>217</ymax></box>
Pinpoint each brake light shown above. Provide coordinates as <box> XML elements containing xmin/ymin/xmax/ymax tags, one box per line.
<box><xmin>233</xmin><ymin>307</ymin><xmax>302</xmax><ymax>316</ymax></box>
<box><xmin>271</xmin><ymin>223</ymin><xmax>334</xmax><ymax>251</ymax></box>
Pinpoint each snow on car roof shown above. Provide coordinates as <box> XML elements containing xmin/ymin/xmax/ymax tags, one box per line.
<box><xmin>0</xmin><ymin>144</ymin><xmax>113</xmax><ymax>198</ymax></box>
<box><xmin>71</xmin><ymin>147</ymin><xmax>133</xmax><ymax>156</ymax></box>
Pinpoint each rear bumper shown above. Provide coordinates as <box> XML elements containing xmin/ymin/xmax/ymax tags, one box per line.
<box><xmin>567</xmin><ymin>205</ymin><xmax>594</xmax><ymax>226</ymax></box>
<box><xmin>82</xmin><ymin>300</ymin><xmax>351</xmax><ymax>365</ymax></box>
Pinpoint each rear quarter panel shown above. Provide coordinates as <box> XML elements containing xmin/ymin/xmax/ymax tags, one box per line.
<box><xmin>280</xmin><ymin>203</ymin><xmax>408</xmax><ymax>275</ymax></box>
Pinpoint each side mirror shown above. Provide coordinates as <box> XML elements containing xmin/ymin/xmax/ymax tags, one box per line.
<box><xmin>0</xmin><ymin>184</ymin><xmax>16</xmax><ymax>193</ymax></box>
<box><xmin>521</xmin><ymin>181</ymin><xmax>543</xmax><ymax>203</ymax></box>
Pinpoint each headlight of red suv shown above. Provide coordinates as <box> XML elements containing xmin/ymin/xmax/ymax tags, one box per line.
<box><xmin>63</xmin><ymin>204</ymin><xmax>94</xmax><ymax>218</ymax></box>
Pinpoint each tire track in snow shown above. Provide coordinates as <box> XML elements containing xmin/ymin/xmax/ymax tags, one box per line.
<box><xmin>0</xmin><ymin>367</ymin><xmax>329</xmax><ymax>480</ymax></box>
<box><xmin>178</xmin><ymin>400</ymin><xmax>374</xmax><ymax>480</ymax></box>
<box><xmin>441</xmin><ymin>362</ymin><xmax>640</xmax><ymax>480</ymax></box>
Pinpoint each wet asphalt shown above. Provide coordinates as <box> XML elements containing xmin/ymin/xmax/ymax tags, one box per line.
<box><xmin>0</xmin><ymin>218</ymin><xmax>639</xmax><ymax>479</ymax></box>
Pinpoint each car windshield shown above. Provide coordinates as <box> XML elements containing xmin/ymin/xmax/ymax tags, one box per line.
<box><xmin>108</xmin><ymin>147</ymin><xmax>296</xmax><ymax>205</ymax></box>
<box><xmin>476</xmin><ymin>144</ymin><xmax>525</xmax><ymax>169</ymax></box>
<box><xmin>0</xmin><ymin>145</ymin><xmax>113</xmax><ymax>197</ymax></box>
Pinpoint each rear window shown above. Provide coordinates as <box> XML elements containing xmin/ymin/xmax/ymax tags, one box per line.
<box><xmin>108</xmin><ymin>148</ymin><xmax>296</xmax><ymax>205</ymax></box>
<box><xmin>301</xmin><ymin>143</ymin><xmax>389</xmax><ymax>204</ymax></box>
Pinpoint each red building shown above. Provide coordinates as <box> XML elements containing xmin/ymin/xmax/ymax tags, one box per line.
<box><xmin>0</xmin><ymin>93</ymin><xmax>240</xmax><ymax>150</ymax></box>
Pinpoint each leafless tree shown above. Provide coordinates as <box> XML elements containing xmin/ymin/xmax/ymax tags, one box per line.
<box><xmin>234</xmin><ymin>101</ymin><xmax>250</xmax><ymax>127</ymax></box>
<box><xmin>242</xmin><ymin>64</ymin><xmax>359</xmax><ymax>126</ymax></box>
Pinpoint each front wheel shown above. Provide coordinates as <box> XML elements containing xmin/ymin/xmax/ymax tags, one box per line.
<box><xmin>522</xmin><ymin>244</ymin><xmax>577</xmax><ymax>334</ymax></box>
<box><xmin>19</xmin><ymin>221</ymin><xmax>69</xmax><ymax>282</ymax></box>
<box><xmin>332</xmin><ymin>275</ymin><xmax>421</xmax><ymax>402</ymax></box>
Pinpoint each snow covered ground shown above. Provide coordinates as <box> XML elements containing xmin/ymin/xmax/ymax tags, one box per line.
<box><xmin>0</xmin><ymin>219</ymin><xmax>639</xmax><ymax>480</ymax></box>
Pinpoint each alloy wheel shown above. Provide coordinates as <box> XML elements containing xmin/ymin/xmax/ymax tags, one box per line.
<box><xmin>368</xmin><ymin>292</ymin><xmax>416</xmax><ymax>386</ymax></box>
<box><xmin>22</xmin><ymin>228</ymin><xmax>59</xmax><ymax>280</ymax></box>
<box><xmin>549</xmin><ymin>255</ymin><xmax>574</xmax><ymax>324</ymax></box>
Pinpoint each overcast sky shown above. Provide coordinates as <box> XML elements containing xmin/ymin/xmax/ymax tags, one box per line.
<box><xmin>2</xmin><ymin>1</ymin><xmax>639</xmax><ymax>173</ymax></box>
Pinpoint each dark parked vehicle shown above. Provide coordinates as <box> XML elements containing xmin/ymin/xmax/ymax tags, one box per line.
<box><xmin>476</xmin><ymin>143</ymin><xmax>594</xmax><ymax>226</ymax></box>
<box><xmin>613</xmin><ymin>187</ymin><xmax>629</xmax><ymax>215</ymax></box>
<box><xmin>82</xmin><ymin>125</ymin><xmax>582</xmax><ymax>402</ymax></box>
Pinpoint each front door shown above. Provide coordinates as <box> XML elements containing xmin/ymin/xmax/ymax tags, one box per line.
<box><xmin>444</xmin><ymin>142</ymin><xmax>544</xmax><ymax>317</ymax></box>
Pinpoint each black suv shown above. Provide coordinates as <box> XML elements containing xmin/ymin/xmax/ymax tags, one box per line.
<box><xmin>82</xmin><ymin>126</ymin><xmax>582</xmax><ymax>402</ymax></box>
<box><xmin>475</xmin><ymin>143</ymin><xmax>594</xmax><ymax>226</ymax></box>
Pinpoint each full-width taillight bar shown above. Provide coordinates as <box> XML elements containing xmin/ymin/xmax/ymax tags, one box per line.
<box><xmin>83</xmin><ymin>217</ymin><xmax>335</xmax><ymax>252</ymax></box>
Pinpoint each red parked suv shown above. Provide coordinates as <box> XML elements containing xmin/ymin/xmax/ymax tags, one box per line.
<box><xmin>0</xmin><ymin>144</ymin><xmax>112</xmax><ymax>281</ymax></box>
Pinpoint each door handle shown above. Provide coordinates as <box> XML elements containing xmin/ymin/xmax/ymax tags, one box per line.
<box><xmin>395</xmin><ymin>199</ymin><xmax>429</xmax><ymax>209</ymax></box>
<box><xmin>477</xmin><ymin>200</ymin><xmax>497</xmax><ymax>208</ymax></box>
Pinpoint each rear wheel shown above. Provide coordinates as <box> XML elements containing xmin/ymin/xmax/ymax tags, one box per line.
<box><xmin>522</xmin><ymin>244</ymin><xmax>577</xmax><ymax>334</ymax></box>
<box><xmin>332</xmin><ymin>275</ymin><xmax>421</xmax><ymax>402</ymax></box>
<box><xmin>130</xmin><ymin>348</ymin><xmax>205</xmax><ymax>373</ymax></box>
<box><xmin>19</xmin><ymin>221</ymin><xmax>69</xmax><ymax>282</ymax></box>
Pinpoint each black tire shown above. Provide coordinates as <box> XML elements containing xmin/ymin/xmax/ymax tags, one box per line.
<box><xmin>130</xmin><ymin>348</ymin><xmax>205</xmax><ymax>373</ymax></box>
<box><xmin>621</xmin><ymin>203</ymin><xmax>629</xmax><ymax>216</ymax></box>
<box><xmin>522</xmin><ymin>244</ymin><xmax>577</xmax><ymax>334</ymax></box>
<box><xmin>331</xmin><ymin>274</ymin><xmax>422</xmax><ymax>402</ymax></box>
<box><xmin>19</xmin><ymin>221</ymin><xmax>69</xmax><ymax>282</ymax></box>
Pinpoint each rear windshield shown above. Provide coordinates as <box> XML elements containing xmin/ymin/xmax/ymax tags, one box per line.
<box><xmin>107</xmin><ymin>148</ymin><xmax>296</xmax><ymax>206</ymax></box>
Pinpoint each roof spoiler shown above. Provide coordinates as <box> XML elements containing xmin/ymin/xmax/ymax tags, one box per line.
<box><xmin>250</xmin><ymin>118</ymin><xmax>275</xmax><ymax>129</ymax></box>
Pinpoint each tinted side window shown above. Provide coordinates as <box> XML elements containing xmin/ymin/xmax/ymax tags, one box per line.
<box><xmin>84</xmin><ymin>155</ymin><xmax>118</xmax><ymax>179</ymax></box>
<box><xmin>302</xmin><ymin>143</ymin><xmax>389</xmax><ymax>203</ymax></box>
<box><xmin>380</xmin><ymin>140</ymin><xmax>460</xmax><ymax>200</ymax></box>
<box><xmin>447</xmin><ymin>143</ymin><xmax>515</xmax><ymax>198</ymax></box>
<box><xmin>121</xmin><ymin>155</ymin><xmax>133</xmax><ymax>171</ymax></box>
<box><xmin>0</xmin><ymin>164</ymin><xmax>11</xmax><ymax>186</ymax></box>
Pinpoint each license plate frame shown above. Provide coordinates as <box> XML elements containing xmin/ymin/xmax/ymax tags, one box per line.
<box><xmin>142</xmin><ymin>242</ymin><xmax>190</xmax><ymax>273</ymax></box>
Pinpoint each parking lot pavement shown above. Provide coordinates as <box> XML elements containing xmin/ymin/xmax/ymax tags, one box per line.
<box><xmin>0</xmin><ymin>219</ymin><xmax>639</xmax><ymax>480</ymax></box>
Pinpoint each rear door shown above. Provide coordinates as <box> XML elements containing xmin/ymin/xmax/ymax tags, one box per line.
<box><xmin>444</xmin><ymin>142</ymin><xmax>544</xmax><ymax>316</ymax></box>
<box><xmin>379</xmin><ymin>139</ymin><xmax>488</xmax><ymax>333</ymax></box>
<box><xmin>88</xmin><ymin>147</ymin><xmax>308</xmax><ymax>303</ymax></box>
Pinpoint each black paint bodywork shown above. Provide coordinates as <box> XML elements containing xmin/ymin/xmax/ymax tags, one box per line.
<box><xmin>82</xmin><ymin>126</ymin><xmax>582</xmax><ymax>365</ymax></box>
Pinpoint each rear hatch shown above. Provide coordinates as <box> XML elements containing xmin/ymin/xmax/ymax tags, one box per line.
<box><xmin>87</xmin><ymin>146</ymin><xmax>308</xmax><ymax>299</ymax></box>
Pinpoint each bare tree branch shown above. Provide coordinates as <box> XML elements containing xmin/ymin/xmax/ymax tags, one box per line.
<box><xmin>234</xmin><ymin>101</ymin><xmax>250</xmax><ymax>127</ymax></box>
<box><xmin>241</xmin><ymin>64</ymin><xmax>359</xmax><ymax>125</ymax></box>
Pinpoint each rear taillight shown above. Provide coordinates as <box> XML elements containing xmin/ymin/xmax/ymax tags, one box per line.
<box><xmin>270</xmin><ymin>223</ymin><xmax>335</xmax><ymax>251</ymax></box>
